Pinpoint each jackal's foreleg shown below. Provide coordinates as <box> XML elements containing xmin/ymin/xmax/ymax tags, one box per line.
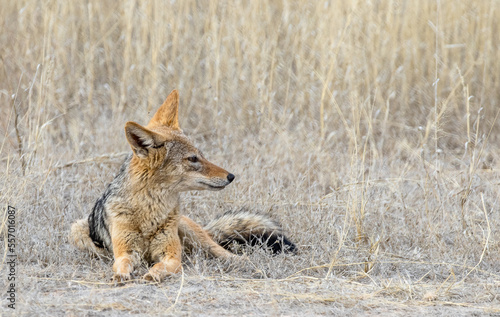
<box><xmin>110</xmin><ymin>222</ymin><xmax>142</xmax><ymax>282</ymax></box>
<box><xmin>144</xmin><ymin>220</ymin><xmax>182</xmax><ymax>282</ymax></box>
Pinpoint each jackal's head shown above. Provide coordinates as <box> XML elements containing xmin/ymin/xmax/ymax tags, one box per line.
<box><xmin>124</xmin><ymin>90</ymin><xmax>235</xmax><ymax>192</ymax></box>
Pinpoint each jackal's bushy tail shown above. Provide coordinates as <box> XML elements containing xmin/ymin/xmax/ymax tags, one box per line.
<box><xmin>69</xmin><ymin>218</ymin><xmax>106</xmax><ymax>256</ymax></box>
<box><xmin>204</xmin><ymin>210</ymin><xmax>297</xmax><ymax>254</ymax></box>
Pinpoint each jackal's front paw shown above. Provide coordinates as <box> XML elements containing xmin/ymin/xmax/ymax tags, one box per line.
<box><xmin>112</xmin><ymin>272</ymin><xmax>131</xmax><ymax>283</ymax></box>
<box><xmin>143</xmin><ymin>266</ymin><xmax>171</xmax><ymax>282</ymax></box>
<box><xmin>112</xmin><ymin>256</ymin><xmax>134</xmax><ymax>283</ymax></box>
<box><xmin>143</xmin><ymin>270</ymin><xmax>163</xmax><ymax>283</ymax></box>
<box><xmin>143</xmin><ymin>261</ymin><xmax>181</xmax><ymax>282</ymax></box>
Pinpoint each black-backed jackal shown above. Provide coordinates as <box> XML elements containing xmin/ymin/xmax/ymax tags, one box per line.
<box><xmin>70</xmin><ymin>90</ymin><xmax>295</xmax><ymax>282</ymax></box>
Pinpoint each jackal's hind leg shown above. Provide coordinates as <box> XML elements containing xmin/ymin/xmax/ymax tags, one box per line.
<box><xmin>179</xmin><ymin>215</ymin><xmax>236</xmax><ymax>260</ymax></box>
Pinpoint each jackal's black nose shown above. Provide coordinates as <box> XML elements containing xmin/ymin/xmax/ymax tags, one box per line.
<box><xmin>227</xmin><ymin>173</ymin><xmax>235</xmax><ymax>183</ymax></box>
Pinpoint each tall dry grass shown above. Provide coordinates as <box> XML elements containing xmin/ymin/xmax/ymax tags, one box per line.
<box><xmin>1</xmin><ymin>0</ymin><xmax>500</xmax><ymax>315</ymax></box>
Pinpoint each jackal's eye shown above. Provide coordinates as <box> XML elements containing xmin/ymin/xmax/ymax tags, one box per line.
<box><xmin>187</xmin><ymin>155</ymin><xmax>198</xmax><ymax>163</ymax></box>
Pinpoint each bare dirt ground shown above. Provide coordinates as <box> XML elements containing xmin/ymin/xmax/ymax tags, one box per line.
<box><xmin>1</xmin><ymin>1</ymin><xmax>500</xmax><ymax>316</ymax></box>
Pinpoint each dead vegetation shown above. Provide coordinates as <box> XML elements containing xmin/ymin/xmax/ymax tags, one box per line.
<box><xmin>1</xmin><ymin>0</ymin><xmax>500</xmax><ymax>315</ymax></box>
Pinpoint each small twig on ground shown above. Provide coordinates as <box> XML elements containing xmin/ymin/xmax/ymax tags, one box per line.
<box><xmin>165</xmin><ymin>266</ymin><xmax>185</xmax><ymax>314</ymax></box>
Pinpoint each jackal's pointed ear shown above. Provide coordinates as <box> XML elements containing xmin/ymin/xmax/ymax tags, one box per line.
<box><xmin>125</xmin><ymin>122</ymin><xmax>162</xmax><ymax>159</ymax></box>
<box><xmin>148</xmin><ymin>89</ymin><xmax>180</xmax><ymax>129</ymax></box>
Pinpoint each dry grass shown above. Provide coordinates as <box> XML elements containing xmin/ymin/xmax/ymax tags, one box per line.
<box><xmin>1</xmin><ymin>0</ymin><xmax>500</xmax><ymax>315</ymax></box>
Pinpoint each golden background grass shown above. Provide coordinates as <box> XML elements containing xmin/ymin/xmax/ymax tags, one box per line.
<box><xmin>1</xmin><ymin>1</ymin><xmax>500</xmax><ymax>315</ymax></box>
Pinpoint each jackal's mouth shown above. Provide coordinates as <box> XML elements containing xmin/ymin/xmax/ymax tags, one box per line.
<box><xmin>198</xmin><ymin>181</ymin><xmax>227</xmax><ymax>190</ymax></box>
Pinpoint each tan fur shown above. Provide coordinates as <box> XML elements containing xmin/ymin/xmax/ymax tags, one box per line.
<box><xmin>148</xmin><ymin>89</ymin><xmax>180</xmax><ymax>129</ymax></box>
